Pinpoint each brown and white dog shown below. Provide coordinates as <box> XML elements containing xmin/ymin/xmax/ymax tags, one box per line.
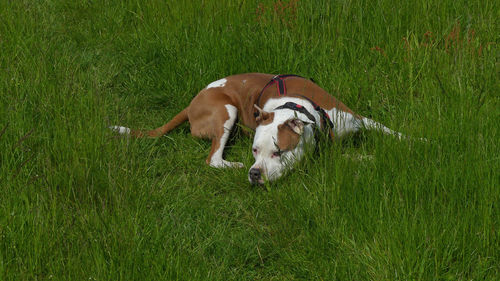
<box><xmin>111</xmin><ymin>73</ymin><xmax>404</xmax><ymax>184</ymax></box>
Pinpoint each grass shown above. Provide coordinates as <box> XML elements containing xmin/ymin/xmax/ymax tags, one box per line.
<box><xmin>0</xmin><ymin>0</ymin><xmax>498</xmax><ymax>280</ymax></box>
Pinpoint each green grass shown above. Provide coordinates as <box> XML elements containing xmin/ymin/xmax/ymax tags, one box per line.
<box><xmin>1</xmin><ymin>0</ymin><xmax>498</xmax><ymax>280</ymax></box>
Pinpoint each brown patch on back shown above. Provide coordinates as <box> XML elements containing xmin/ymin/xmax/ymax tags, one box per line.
<box><xmin>172</xmin><ymin>73</ymin><xmax>360</xmax><ymax>135</ymax></box>
<box><xmin>284</xmin><ymin>78</ymin><xmax>357</xmax><ymax>115</ymax></box>
<box><xmin>277</xmin><ymin>123</ymin><xmax>301</xmax><ymax>151</ymax></box>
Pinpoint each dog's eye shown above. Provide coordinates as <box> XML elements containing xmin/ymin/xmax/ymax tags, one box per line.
<box><xmin>272</xmin><ymin>151</ymin><xmax>281</xmax><ymax>158</ymax></box>
<box><xmin>252</xmin><ymin>148</ymin><xmax>258</xmax><ymax>154</ymax></box>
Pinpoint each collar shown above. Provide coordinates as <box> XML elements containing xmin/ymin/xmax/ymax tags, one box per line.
<box><xmin>274</xmin><ymin>100</ymin><xmax>335</xmax><ymax>139</ymax></box>
<box><xmin>274</xmin><ymin>102</ymin><xmax>317</xmax><ymax>123</ymax></box>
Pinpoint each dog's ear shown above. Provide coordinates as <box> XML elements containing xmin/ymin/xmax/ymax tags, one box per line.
<box><xmin>254</xmin><ymin>105</ymin><xmax>274</xmax><ymax>125</ymax></box>
<box><xmin>284</xmin><ymin>118</ymin><xmax>305</xmax><ymax>135</ymax></box>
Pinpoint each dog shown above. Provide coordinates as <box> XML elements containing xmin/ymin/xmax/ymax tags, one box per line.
<box><xmin>111</xmin><ymin>73</ymin><xmax>405</xmax><ymax>184</ymax></box>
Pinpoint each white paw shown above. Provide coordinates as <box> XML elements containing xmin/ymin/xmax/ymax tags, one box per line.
<box><xmin>210</xmin><ymin>159</ymin><xmax>244</xmax><ymax>168</ymax></box>
<box><xmin>227</xmin><ymin>161</ymin><xmax>244</xmax><ymax>168</ymax></box>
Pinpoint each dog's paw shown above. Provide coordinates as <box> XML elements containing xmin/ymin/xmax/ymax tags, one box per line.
<box><xmin>210</xmin><ymin>159</ymin><xmax>244</xmax><ymax>168</ymax></box>
<box><xmin>228</xmin><ymin>161</ymin><xmax>245</xmax><ymax>168</ymax></box>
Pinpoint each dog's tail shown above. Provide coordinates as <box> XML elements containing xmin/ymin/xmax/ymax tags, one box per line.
<box><xmin>110</xmin><ymin>107</ymin><xmax>189</xmax><ymax>138</ymax></box>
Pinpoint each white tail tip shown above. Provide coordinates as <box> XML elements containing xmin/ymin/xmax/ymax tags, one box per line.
<box><xmin>109</xmin><ymin>125</ymin><xmax>131</xmax><ymax>135</ymax></box>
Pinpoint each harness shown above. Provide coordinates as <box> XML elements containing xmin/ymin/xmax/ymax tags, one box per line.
<box><xmin>254</xmin><ymin>74</ymin><xmax>304</xmax><ymax>110</ymax></box>
<box><xmin>254</xmin><ymin>74</ymin><xmax>335</xmax><ymax>139</ymax></box>
<box><xmin>274</xmin><ymin>102</ymin><xmax>316</xmax><ymax>123</ymax></box>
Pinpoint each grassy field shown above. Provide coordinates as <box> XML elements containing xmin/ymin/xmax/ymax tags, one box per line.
<box><xmin>0</xmin><ymin>0</ymin><xmax>498</xmax><ymax>280</ymax></box>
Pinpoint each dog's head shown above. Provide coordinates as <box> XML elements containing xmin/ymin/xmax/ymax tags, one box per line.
<box><xmin>249</xmin><ymin>104</ymin><xmax>315</xmax><ymax>184</ymax></box>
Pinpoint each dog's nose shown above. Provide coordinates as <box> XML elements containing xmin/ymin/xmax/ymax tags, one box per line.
<box><xmin>249</xmin><ymin>168</ymin><xmax>261</xmax><ymax>182</ymax></box>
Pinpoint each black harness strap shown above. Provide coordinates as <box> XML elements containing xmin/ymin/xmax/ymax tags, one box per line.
<box><xmin>292</xmin><ymin>94</ymin><xmax>335</xmax><ymax>132</ymax></box>
<box><xmin>274</xmin><ymin>100</ymin><xmax>335</xmax><ymax>137</ymax></box>
<box><xmin>274</xmin><ymin>102</ymin><xmax>317</xmax><ymax>123</ymax></box>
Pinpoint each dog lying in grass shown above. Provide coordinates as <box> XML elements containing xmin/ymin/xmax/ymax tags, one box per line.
<box><xmin>111</xmin><ymin>73</ymin><xmax>406</xmax><ymax>184</ymax></box>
